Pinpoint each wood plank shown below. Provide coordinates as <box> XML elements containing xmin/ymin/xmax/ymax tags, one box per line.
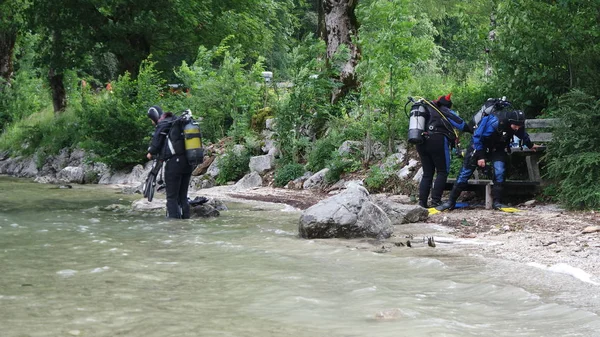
<box><xmin>504</xmin><ymin>180</ymin><xmax>540</xmax><ymax>186</ymax></box>
<box><xmin>528</xmin><ymin>132</ymin><xmax>553</xmax><ymax>142</ymax></box>
<box><xmin>526</xmin><ymin>155</ymin><xmax>541</xmax><ymax>182</ymax></box>
<box><xmin>485</xmin><ymin>184</ymin><xmax>492</xmax><ymax>210</ymax></box>
<box><xmin>446</xmin><ymin>178</ymin><xmax>492</xmax><ymax>185</ymax></box>
<box><xmin>510</xmin><ymin>146</ymin><xmax>547</xmax><ymax>153</ymax></box>
<box><xmin>446</xmin><ymin>178</ymin><xmax>540</xmax><ymax>187</ymax></box>
<box><xmin>525</xmin><ymin>118</ymin><xmax>558</xmax><ymax>128</ymax></box>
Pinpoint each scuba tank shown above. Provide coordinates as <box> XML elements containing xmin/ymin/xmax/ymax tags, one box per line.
<box><xmin>407</xmin><ymin>102</ymin><xmax>429</xmax><ymax>144</ymax></box>
<box><xmin>469</xmin><ymin>96</ymin><xmax>511</xmax><ymax>132</ymax></box>
<box><xmin>183</xmin><ymin>118</ymin><xmax>204</xmax><ymax>167</ymax></box>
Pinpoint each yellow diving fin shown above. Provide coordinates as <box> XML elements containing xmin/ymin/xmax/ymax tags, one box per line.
<box><xmin>498</xmin><ymin>207</ymin><xmax>520</xmax><ymax>213</ymax></box>
<box><xmin>428</xmin><ymin>207</ymin><xmax>441</xmax><ymax>216</ymax></box>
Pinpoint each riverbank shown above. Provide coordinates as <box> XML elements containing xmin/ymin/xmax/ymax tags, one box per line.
<box><xmin>190</xmin><ymin>185</ymin><xmax>600</xmax><ymax>287</ymax></box>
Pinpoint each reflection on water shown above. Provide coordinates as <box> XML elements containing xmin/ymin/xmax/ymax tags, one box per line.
<box><xmin>0</xmin><ymin>176</ymin><xmax>599</xmax><ymax>337</ymax></box>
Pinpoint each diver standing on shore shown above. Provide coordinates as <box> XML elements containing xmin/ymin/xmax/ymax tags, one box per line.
<box><xmin>411</xmin><ymin>94</ymin><xmax>468</xmax><ymax>208</ymax></box>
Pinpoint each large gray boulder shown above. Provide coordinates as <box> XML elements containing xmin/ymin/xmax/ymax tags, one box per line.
<box><xmin>303</xmin><ymin>168</ymin><xmax>329</xmax><ymax>189</ymax></box>
<box><xmin>249</xmin><ymin>154</ymin><xmax>274</xmax><ymax>174</ymax></box>
<box><xmin>0</xmin><ymin>156</ymin><xmax>38</xmax><ymax>177</ymax></box>
<box><xmin>371</xmin><ymin>195</ymin><xmax>429</xmax><ymax>225</ymax></box>
<box><xmin>233</xmin><ymin>171</ymin><xmax>263</xmax><ymax>190</ymax></box>
<box><xmin>57</xmin><ymin>166</ymin><xmax>85</xmax><ymax>184</ymax></box>
<box><xmin>99</xmin><ymin>163</ymin><xmax>149</xmax><ymax>186</ymax></box>
<box><xmin>298</xmin><ymin>183</ymin><xmax>393</xmax><ymax>239</ymax></box>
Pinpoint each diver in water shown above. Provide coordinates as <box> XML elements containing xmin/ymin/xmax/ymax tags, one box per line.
<box><xmin>146</xmin><ymin>105</ymin><xmax>194</xmax><ymax>219</ymax></box>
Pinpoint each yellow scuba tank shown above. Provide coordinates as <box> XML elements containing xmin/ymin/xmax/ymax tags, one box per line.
<box><xmin>183</xmin><ymin>120</ymin><xmax>203</xmax><ymax>166</ymax></box>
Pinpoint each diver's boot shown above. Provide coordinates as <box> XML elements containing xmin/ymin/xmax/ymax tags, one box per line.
<box><xmin>492</xmin><ymin>201</ymin><xmax>508</xmax><ymax>210</ymax></box>
<box><xmin>418</xmin><ymin>200</ymin><xmax>428</xmax><ymax>208</ymax></box>
<box><xmin>435</xmin><ymin>184</ymin><xmax>464</xmax><ymax>211</ymax></box>
<box><xmin>435</xmin><ymin>201</ymin><xmax>454</xmax><ymax>212</ymax></box>
<box><xmin>430</xmin><ymin>199</ymin><xmax>442</xmax><ymax>208</ymax></box>
<box><xmin>491</xmin><ymin>183</ymin><xmax>506</xmax><ymax>210</ymax></box>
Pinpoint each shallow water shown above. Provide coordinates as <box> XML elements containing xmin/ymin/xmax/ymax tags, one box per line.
<box><xmin>1</xmin><ymin>176</ymin><xmax>599</xmax><ymax>336</ymax></box>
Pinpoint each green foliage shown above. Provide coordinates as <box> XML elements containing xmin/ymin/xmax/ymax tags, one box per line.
<box><xmin>251</xmin><ymin>107</ymin><xmax>273</xmax><ymax>133</ymax></box>
<box><xmin>492</xmin><ymin>0</ymin><xmax>600</xmax><ymax>114</ymax></box>
<box><xmin>0</xmin><ymin>69</ymin><xmax>49</xmax><ymax>129</ymax></box>
<box><xmin>429</xmin><ymin>1</ymin><xmax>493</xmax><ymax>80</ymax></box>
<box><xmin>77</xmin><ymin>59</ymin><xmax>166</xmax><ymax>169</ymax></box>
<box><xmin>200</xmin><ymin>0</ymin><xmax>298</xmax><ymax>73</ymax></box>
<box><xmin>357</xmin><ymin>0</ymin><xmax>437</xmax><ymax>155</ymax></box>
<box><xmin>448</xmin><ymin>154</ymin><xmax>464</xmax><ymax>178</ymax></box>
<box><xmin>275</xmin><ymin>36</ymin><xmax>333</xmax><ymax>163</ymax></box>
<box><xmin>0</xmin><ymin>33</ymin><xmax>50</xmax><ymax>129</ymax></box>
<box><xmin>324</xmin><ymin>152</ymin><xmax>361</xmax><ymax>184</ymax></box>
<box><xmin>545</xmin><ymin>90</ymin><xmax>600</xmax><ymax>209</ymax></box>
<box><xmin>306</xmin><ymin>137</ymin><xmax>339</xmax><ymax>172</ymax></box>
<box><xmin>0</xmin><ymin>107</ymin><xmax>80</xmax><ymax>165</ymax></box>
<box><xmin>174</xmin><ymin>45</ymin><xmax>264</xmax><ymax>143</ymax></box>
<box><xmin>238</xmin><ymin>133</ymin><xmax>260</xmax><ymax>157</ymax></box>
<box><xmin>0</xmin><ymin>0</ymin><xmax>29</xmax><ymax>31</ymax></box>
<box><xmin>215</xmin><ymin>146</ymin><xmax>251</xmax><ymax>185</ymax></box>
<box><xmin>365</xmin><ymin>165</ymin><xmax>387</xmax><ymax>191</ymax></box>
<box><xmin>273</xmin><ymin>162</ymin><xmax>304</xmax><ymax>187</ymax></box>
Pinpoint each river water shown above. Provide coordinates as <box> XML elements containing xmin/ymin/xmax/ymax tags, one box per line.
<box><xmin>1</xmin><ymin>176</ymin><xmax>599</xmax><ymax>337</ymax></box>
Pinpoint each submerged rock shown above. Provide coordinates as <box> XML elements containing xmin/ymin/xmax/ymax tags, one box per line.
<box><xmin>191</xmin><ymin>204</ymin><xmax>220</xmax><ymax>218</ymax></box>
<box><xmin>131</xmin><ymin>197</ymin><xmax>224</xmax><ymax>218</ymax></box>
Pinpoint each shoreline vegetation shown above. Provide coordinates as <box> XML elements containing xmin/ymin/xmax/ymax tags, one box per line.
<box><xmin>1</xmin><ymin>2</ymin><xmax>599</xmax><ymax>311</ymax></box>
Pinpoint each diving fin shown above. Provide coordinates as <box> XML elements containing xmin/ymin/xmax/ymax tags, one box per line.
<box><xmin>428</xmin><ymin>208</ymin><xmax>441</xmax><ymax>216</ymax></box>
<box><xmin>498</xmin><ymin>207</ymin><xmax>520</xmax><ymax>213</ymax></box>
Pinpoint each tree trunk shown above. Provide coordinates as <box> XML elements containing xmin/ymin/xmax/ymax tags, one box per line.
<box><xmin>316</xmin><ymin>0</ymin><xmax>326</xmax><ymax>40</ymax></box>
<box><xmin>49</xmin><ymin>68</ymin><xmax>67</xmax><ymax>112</ymax></box>
<box><xmin>323</xmin><ymin>0</ymin><xmax>360</xmax><ymax>103</ymax></box>
<box><xmin>0</xmin><ymin>30</ymin><xmax>17</xmax><ymax>84</ymax></box>
<box><xmin>115</xmin><ymin>34</ymin><xmax>151</xmax><ymax>77</ymax></box>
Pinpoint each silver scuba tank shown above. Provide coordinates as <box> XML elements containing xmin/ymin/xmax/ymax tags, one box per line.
<box><xmin>407</xmin><ymin>103</ymin><xmax>429</xmax><ymax>144</ymax></box>
<box><xmin>470</xmin><ymin>97</ymin><xmax>509</xmax><ymax>132</ymax></box>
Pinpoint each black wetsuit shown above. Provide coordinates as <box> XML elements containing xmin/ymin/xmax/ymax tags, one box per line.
<box><xmin>148</xmin><ymin>114</ymin><xmax>194</xmax><ymax>219</ymax></box>
<box><xmin>416</xmin><ymin>104</ymin><xmax>466</xmax><ymax>208</ymax></box>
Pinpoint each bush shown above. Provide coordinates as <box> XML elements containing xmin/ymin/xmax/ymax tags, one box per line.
<box><xmin>251</xmin><ymin>107</ymin><xmax>273</xmax><ymax>133</ymax></box>
<box><xmin>174</xmin><ymin>46</ymin><xmax>264</xmax><ymax>143</ymax></box>
<box><xmin>0</xmin><ymin>107</ymin><xmax>80</xmax><ymax>167</ymax></box>
<box><xmin>306</xmin><ymin>137</ymin><xmax>338</xmax><ymax>172</ymax></box>
<box><xmin>545</xmin><ymin>90</ymin><xmax>600</xmax><ymax>209</ymax></box>
<box><xmin>274</xmin><ymin>37</ymin><xmax>333</xmax><ymax>164</ymax></box>
<box><xmin>77</xmin><ymin>59</ymin><xmax>167</xmax><ymax>169</ymax></box>
<box><xmin>215</xmin><ymin>147</ymin><xmax>250</xmax><ymax>185</ymax></box>
<box><xmin>364</xmin><ymin>165</ymin><xmax>386</xmax><ymax>192</ymax></box>
<box><xmin>273</xmin><ymin>163</ymin><xmax>304</xmax><ymax>187</ymax></box>
<box><xmin>324</xmin><ymin>153</ymin><xmax>361</xmax><ymax>184</ymax></box>
<box><xmin>0</xmin><ymin>34</ymin><xmax>50</xmax><ymax>129</ymax></box>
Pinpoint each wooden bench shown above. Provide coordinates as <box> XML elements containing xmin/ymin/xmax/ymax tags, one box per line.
<box><xmin>445</xmin><ymin>118</ymin><xmax>557</xmax><ymax>209</ymax></box>
<box><xmin>509</xmin><ymin>118</ymin><xmax>557</xmax><ymax>182</ymax></box>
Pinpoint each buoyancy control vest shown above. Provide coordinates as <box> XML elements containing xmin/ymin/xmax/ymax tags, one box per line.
<box><xmin>477</xmin><ymin>109</ymin><xmax>518</xmax><ymax>150</ymax></box>
<box><xmin>425</xmin><ymin>104</ymin><xmax>458</xmax><ymax>142</ymax></box>
<box><xmin>165</xmin><ymin>110</ymin><xmax>204</xmax><ymax>166</ymax></box>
